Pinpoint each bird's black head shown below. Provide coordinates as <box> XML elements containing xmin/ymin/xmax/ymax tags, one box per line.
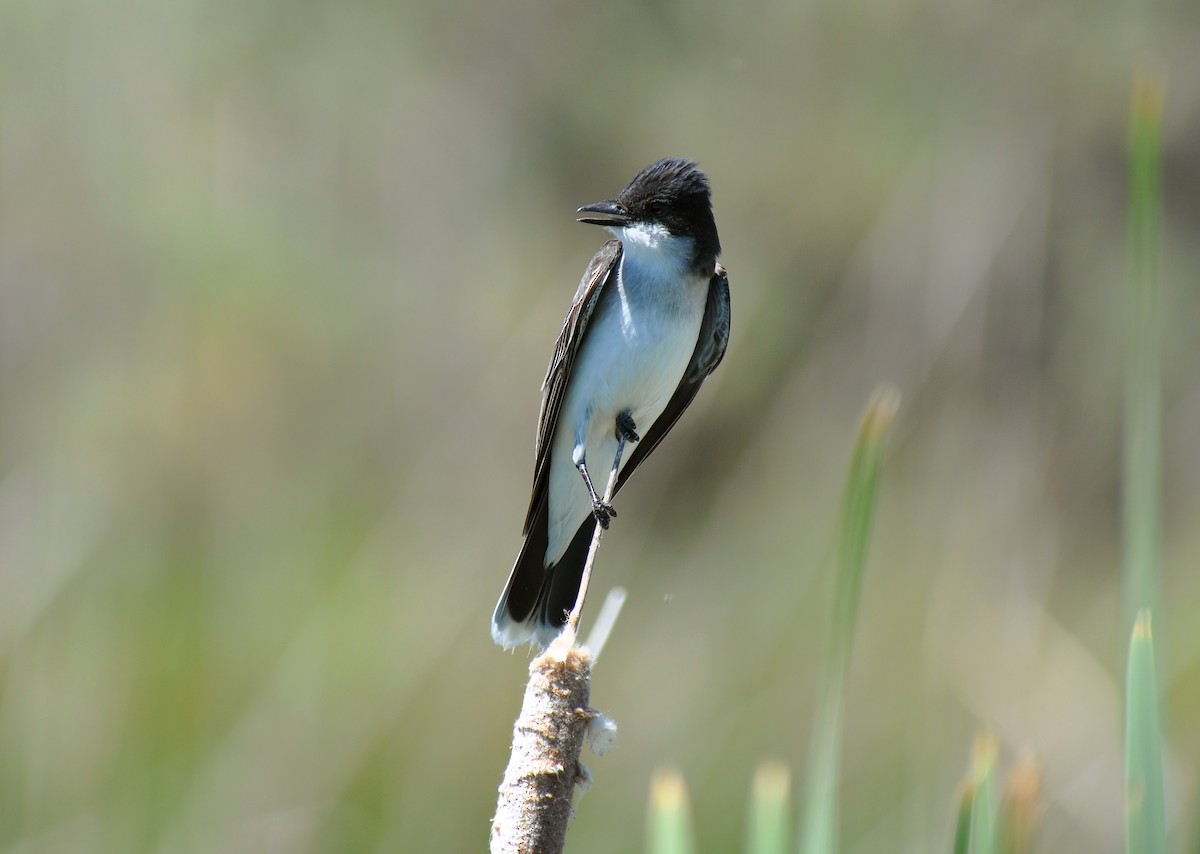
<box><xmin>577</xmin><ymin>158</ymin><xmax>721</xmax><ymax>274</ymax></box>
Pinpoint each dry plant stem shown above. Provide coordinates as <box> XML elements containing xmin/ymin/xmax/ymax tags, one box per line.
<box><xmin>490</xmin><ymin>631</ymin><xmax>594</xmax><ymax>854</ymax></box>
<box><xmin>490</xmin><ymin>443</ymin><xmax>622</xmax><ymax>854</ymax></box>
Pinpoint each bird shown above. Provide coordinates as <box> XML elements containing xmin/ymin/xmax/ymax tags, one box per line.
<box><xmin>491</xmin><ymin>157</ymin><xmax>730</xmax><ymax>649</ymax></box>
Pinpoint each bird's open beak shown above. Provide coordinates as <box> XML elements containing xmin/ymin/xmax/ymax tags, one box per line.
<box><xmin>577</xmin><ymin>200</ymin><xmax>630</xmax><ymax>227</ymax></box>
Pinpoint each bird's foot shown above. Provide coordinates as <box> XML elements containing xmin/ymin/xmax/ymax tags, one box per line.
<box><xmin>591</xmin><ymin>499</ymin><xmax>617</xmax><ymax>529</ymax></box>
<box><xmin>615</xmin><ymin>411</ymin><xmax>640</xmax><ymax>444</ymax></box>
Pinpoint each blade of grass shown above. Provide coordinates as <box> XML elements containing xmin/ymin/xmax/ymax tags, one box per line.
<box><xmin>800</xmin><ymin>385</ymin><xmax>900</xmax><ymax>854</ymax></box>
<box><xmin>971</xmin><ymin>732</ymin><xmax>1000</xmax><ymax>854</ymax></box>
<box><xmin>746</xmin><ymin>761</ymin><xmax>790</xmax><ymax>854</ymax></box>
<box><xmin>1125</xmin><ymin>611</ymin><xmax>1167</xmax><ymax>853</ymax></box>
<box><xmin>1122</xmin><ymin>70</ymin><xmax>1165</xmax><ymax>629</ymax></box>
<box><xmin>952</xmin><ymin>786</ymin><xmax>975</xmax><ymax>854</ymax></box>
<box><xmin>951</xmin><ymin>731</ymin><xmax>1000</xmax><ymax>854</ymax></box>
<box><xmin>1122</xmin><ymin>68</ymin><xmax>1169</xmax><ymax>854</ymax></box>
<box><xmin>647</xmin><ymin>768</ymin><xmax>697</xmax><ymax>854</ymax></box>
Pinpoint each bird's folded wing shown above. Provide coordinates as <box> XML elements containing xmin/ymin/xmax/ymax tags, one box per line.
<box><xmin>522</xmin><ymin>239</ymin><xmax>623</xmax><ymax>534</ymax></box>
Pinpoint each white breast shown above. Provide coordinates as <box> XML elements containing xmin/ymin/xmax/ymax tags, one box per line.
<box><xmin>543</xmin><ymin>225</ymin><xmax>708</xmax><ymax>563</ymax></box>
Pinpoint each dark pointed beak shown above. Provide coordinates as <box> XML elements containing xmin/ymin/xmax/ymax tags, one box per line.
<box><xmin>576</xmin><ymin>200</ymin><xmax>630</xmax><ymax>227</ymax></box>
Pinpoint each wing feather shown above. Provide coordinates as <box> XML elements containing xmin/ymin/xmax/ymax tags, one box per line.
<box><xmin>521</xmin><ymin>239</ymin><xmax>623</xmax><ymax>534</ymax></box>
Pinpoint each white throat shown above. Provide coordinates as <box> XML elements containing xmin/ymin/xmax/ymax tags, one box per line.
<box><xmin>610</xmin><ymin>221</ymin><xmax>695</xmax><ymax>281</ymax></box>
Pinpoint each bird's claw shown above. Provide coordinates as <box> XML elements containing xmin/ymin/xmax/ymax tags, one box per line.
<box><xmin>592</xmin><ymin>500</ymin><xmax>617</xmax><ymax>529</ymax></box>
<box><xmin>615</xmin><ymin>411</ymin><xmax>640</xmax><ymax>444</ymax></box>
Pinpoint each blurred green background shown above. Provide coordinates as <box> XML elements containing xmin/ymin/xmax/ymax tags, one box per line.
<box><xmin>1</xmin><ymin>0</ymin><xmax>1198</xmax><ymax>851</ymax></box>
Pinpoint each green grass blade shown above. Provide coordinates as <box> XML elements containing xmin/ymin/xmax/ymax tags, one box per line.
<box><xmin>950</xmin><ymin>732</ymin><xmax>1002</xmax><ymax>854</ymax></box>
<box><xmin>952</xmin><ymin>781</ymin><xmax>976</xmax><ymax>854</ymax></box>
<box><xmin>1123</xmin><ymin>71</ymin><xmax>1165</xmax><ymax>628</ymax></box>
<box><xmin>971</xmin><ymin>767</ymin><xmax>998</xmax><ymax>854</ymax></box>
<box><xmin>970</xmin><ymin>732</ymin><xmax>1000</xmax><ymax>854</ymax></box>
<box><xmin>800</xmin><ymin>386</ymin><xmax>900</xmax><ymax>854</ymax></box>
<box><xmin>647</xmin><ymin>768</ymin><xmax>697</xmax><ymax>854</ymax></box>
<box><xmin>1125</xmin><ymin>611</ymin><xmax>1167</xmax><ymax>854</ymax></box>
<box><xmin>746</xmin><ymin>761</ymin><xmax>790</xmax><ymax>854</ymax></box>
<box><xmin>1122</xmin><ymin>69</ymin><xmax>1169</xmax><ymax>854</ymax></box>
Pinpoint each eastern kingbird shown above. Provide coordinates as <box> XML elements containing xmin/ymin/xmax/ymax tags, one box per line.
<box><xmin>491</xmin><ymin>157</ymin><xmax>730</xmax><ymax>649</ymax></box>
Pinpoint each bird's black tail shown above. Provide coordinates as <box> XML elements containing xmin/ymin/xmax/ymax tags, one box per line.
<box><xmin>491</xmin><ymin>496</ymin><xmax>595</xmax><ymax>648</ymax></box>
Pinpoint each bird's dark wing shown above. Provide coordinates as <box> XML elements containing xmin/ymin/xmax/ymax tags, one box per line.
<box><xmin>521</xmin><ymin>239</ymin><xmax>623</xmax><ymax>534</ymax></box>
<box><xmin>617</xmin><ymin>263</ymin><xmax>730</xmax><ymax>490</ymax></box>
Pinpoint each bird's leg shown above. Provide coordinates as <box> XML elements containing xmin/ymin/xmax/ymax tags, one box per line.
<box><xmin>610</xmin><ymin>410</ymin><xmax>639</xmax><ymax>480</ymax></box>
<box><xmin>599</xmin><ymin>410</ymin><xmax>639</xmax><ymax>511</ymax></box>
<box><xmin>575</xmin><ymin>411</ymin><xmax>639</xmax><ymax>530</ymax></box>
<box><xmin>576</xmin><ymin>458</ymin><xmax>616</xmax><ymax>529</ymax></box>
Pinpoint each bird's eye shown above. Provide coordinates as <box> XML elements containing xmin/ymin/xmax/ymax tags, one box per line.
<box><xmin>648</xmin><ymin>200</ymin><xmax>667</xmax><ymax>216</ymax></box>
